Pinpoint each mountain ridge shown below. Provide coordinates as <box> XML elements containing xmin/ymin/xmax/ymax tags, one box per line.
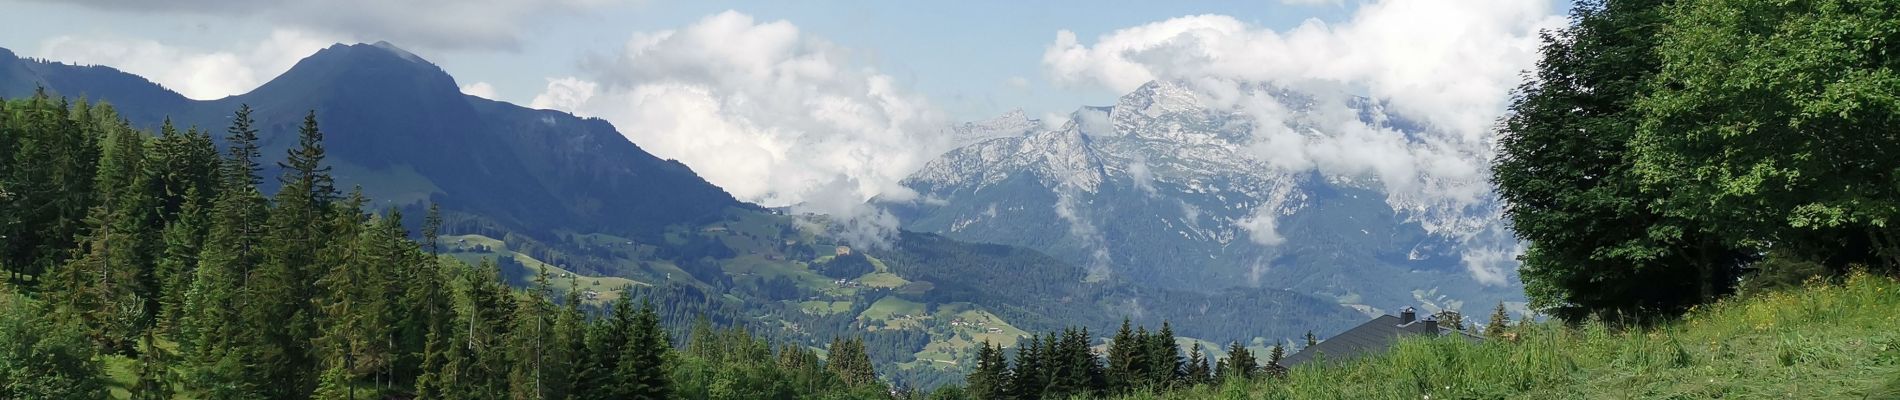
<box><xmin>891</xmin><ymin>79</ymin><xmax>1524</xmax><ymax>315</ymax></box>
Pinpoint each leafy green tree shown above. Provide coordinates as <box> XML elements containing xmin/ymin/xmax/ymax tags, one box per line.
<box><xmin>1495</xmin><ymin>0</ymin><xmax>1750</xmax><ymax>322</ymax></box>
<box><xmin>0</xmin><ymin>288</ymin><xmax>107</xmax><ymax>399</ymax></box>
<box><xmin>1636</xmin><ymin>0</ymin><xmax>1900</xmax><ymax>275</ymax></box>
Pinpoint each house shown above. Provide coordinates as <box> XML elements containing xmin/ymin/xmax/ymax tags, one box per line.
<box><xmin>1280</xmin><ymin>307</ymin><xmax>1481</xmax><ymax>367</ymax></box>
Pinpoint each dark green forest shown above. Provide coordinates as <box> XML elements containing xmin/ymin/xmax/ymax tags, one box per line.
<box><xmin>0</xmin><ymin>92</ymin><xmax>901</xmax><ymax>399</ymax></box>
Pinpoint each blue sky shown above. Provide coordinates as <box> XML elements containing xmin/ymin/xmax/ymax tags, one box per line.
<box><xmin>0</xmin><ymin>0</ymin><xmax>1570</xmax><ymax>121</ymax></box>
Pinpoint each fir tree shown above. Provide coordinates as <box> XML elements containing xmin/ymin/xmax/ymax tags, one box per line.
<box><xmin>966</xmin><ymin>341</ymin><xmax>1010</xmax><ymax>400</ymax></box>
<box><xmin>827</xmin><ymin>336</ymin><xmax>878</xmax><ymax>389</ymax></box>
<box><xmin>1485</xmin><ymin>302</ymin><xmax>1514</xmax><ymax>339</ymax></box>
<box><xmin>1145</xmin><ymin>322</ymin><xmax>1181</xmax><ymax>388</ymax></box>
<box><xmin>1264</xmin><ymin>344</ymin><xmax>1288</xmax><ymax>378</ymax></box>
<box><xmin>614</xmin><ymin>299</ymin><xmax>672</xmax><ymax>399</ymax></box>
<box><xmin>1183</xmin><ymin>343</ymin><xmax>1211</xmax><ymax>386</ymax></box>
<box><xmin>1217</xmin><ymin>342</ymin><xmax>1256</xmax><ymax>381</ymax></box>
<box><xmin>507</xmin><ymin>266</ymin><xmax>557</xmax><ymax>400</ymax></box>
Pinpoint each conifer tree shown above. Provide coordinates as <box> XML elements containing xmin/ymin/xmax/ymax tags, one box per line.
<box><xmin>614</xmin><ymin>299</ymin><xmax>672</xmax><ymax>399</ymax></box>
<box><xmin>251</xmin><ymin>110</ymin><xmax>338</xmax><ymax>397</ymax></box>
<box><xmin>1264</xmin><ymin>344</ymin><xmax>1288</xmax><ymax>378</ymax></box>
<box><xmin>827</xmin><ymin>336</ymin><xmax>878</xmax><ymax>388</ymax></box>
<box><xmin>1006</xmin><ymin>335</ymin><xmax>1044</xmax><ymax>400</ymax></box>
<box><xmin>508</xmin><ymin>266</ymin><xmax>557</xmax><ymax>400</ymax></box>
<box><xmin>1105</xmin><ymin>319</ymin><xmax>1139</xmax><ymax>392</ymax></box>
<box><xmin>966</xmin><ymin>341</ymin><xmax>1009</xmax><ymax>400</ymax></box>
<box><xmin>1146</xmin><ymin>322</ymin><xmax>1181</xmax><ymax>387</ymax></box>
<box><xmin>1183</xmin><ymin>343</ymin><xmax>1211</xmax><ymax>385</ymax></box>
<box><xmin>154</xmin><ymin>187</ymin><xmax>207</xmax><ymax>335</ymax></box>
<box><xmin>1217</xmin><ymin>342</ymin><xmax>1255</xmax><ymax>381</ymax></box>
<box><xmin>1485</xmin><ymin>302</ymin><xmax>1513</xmax><ymax>339</ymax></box>
<box><xmin>52</xmin><ymin>118</ymin><xmax>156</xmax><ymax>352</ymax></box>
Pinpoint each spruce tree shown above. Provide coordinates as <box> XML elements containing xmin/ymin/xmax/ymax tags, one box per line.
<box><xmin>1485</xmin><ymin>302</ymin><xmax>1513</xmax><ymax>339</ymax></box>
<box><xmin>1006</xmin><ymin>335</ymin><xmax>1044</xmax><ymax>400</ymax></box>
<box><xmin>508</xmin><ymin>266</ymin><xmax>557</xmax><ymax>400</ymax></box>
<box><xmin>1146</xmin><ymin>322</ymin><xmax>1181</xmax><ymax>387</ymax></box>
<box><xmin>1184</xmin><ymin>343</ymin><xmax>1211</xmax><ymax>386</ymax></box>
<box><xmin>615</xmin><ymin>299</ymin><xmax>672</xmax><ymax>399</ymax></box>
<box><xmin>1264</xmin><ymin>344</ymin><xmax>1288</xmax><ymax>378</ymax></box>
<box><xmin>966</xmin><ymin>341</ymin><xmax>1009</xmax><ymax>400</ymax></box>
<box><xmin>153</xmin><ymin>187</ymin><xmax>207</xmax><ymax>335</ymax></box>
<box><xmin>1218</xmin><ymin>342</ymin><xmax>1256</xmax><ymax>381</ymax></box>
<box><xmin>1104</xmin><ymin>319</ymin><xmax>1138</xmax><ymax>392</ymax></box>
<box><xmin>51</xmin><ymin>118</ymin><xmax>155</xmax><ymax>353</ymax></box>
<box><xmin>827</xmin><ymin>336</ymin><xmax>877</xmax><ymax>388</ymax></box>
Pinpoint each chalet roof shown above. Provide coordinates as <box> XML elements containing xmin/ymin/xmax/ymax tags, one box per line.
<box><xmin>1280</xmin><ymin>314</ymin><xmax>1481</xmax><ymax>367</ymax></box>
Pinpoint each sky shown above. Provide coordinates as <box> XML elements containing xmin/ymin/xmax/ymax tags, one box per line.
<box><xmin>2</xmin><ymin>1</ymin><xmax>1574</xmax><ymax>276</ymax></box>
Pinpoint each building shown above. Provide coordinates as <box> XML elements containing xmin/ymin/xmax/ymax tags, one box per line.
<box><xmin>1280</xmin><ymin>307</ymin><xmax>1482</xmax><ymax>367</ymax></box>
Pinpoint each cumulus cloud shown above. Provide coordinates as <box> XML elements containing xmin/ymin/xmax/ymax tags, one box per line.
<box><xmin>22</xmin><ymin>0</ymin><xmax>628</xmax><ymax>50</ymax></box>
<box><xmin>1043</xmin><ymin>1</ymin><xmax>1562</xmax><ymax>284</ymax></box>
<box><xmin>530</xmin><ymin>11</ymin><xmax>947</xmax><ymax>247</ymax></box>
<box><xmin>460</xmin><ymin>81</ymin><xmax>498</xmax><ymax>99</ymax></box>
<box><xmin>1044</xmin><ymin>2</ymin><xmax>1561</xmax><ymax>142</ymax></box>
<box><xmin>35</xmin><ymin>29</ymin><xmax>334</xmax><ymax>100</ymax></box>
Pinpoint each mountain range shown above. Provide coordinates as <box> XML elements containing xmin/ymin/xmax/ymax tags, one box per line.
<box><xmin>889</xmin><ymin>80</ymin><xmax>1523</xmax><ymax>316</ymax></box>
<box><xmin>0</xmin><ymin>42</ymin><xmax>1377</xmax><ymax>386</ymax></box>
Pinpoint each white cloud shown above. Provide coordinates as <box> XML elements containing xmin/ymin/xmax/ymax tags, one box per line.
<box><xmin>34</xmin><ymin>29</ymin><xmax>334</xmax><ymax>100</ymax></box>
<box><xmin>460</xmin><ymin>81</ymin><xmax>498</xmax><ymax>99</ymax></box>
<box><xmin>530</xmin><ymin>11</ymin><xmax>947</xmax><ymax>247</ymax></box>
<box><xmin>25</xmin><ymin>0</ymin><xmax>631</xmax><ymax>50</ymax></box>
<box><xmin>1043</xmin><ymin>1</ymin><xmax>1563</xmax><ymax>284</ymax></box>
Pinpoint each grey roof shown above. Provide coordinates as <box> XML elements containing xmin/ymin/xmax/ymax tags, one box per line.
<box><xmin>1279</xmin><ymin>314</ymin><xmax>1482</xmax><ymax>367</ymax></box>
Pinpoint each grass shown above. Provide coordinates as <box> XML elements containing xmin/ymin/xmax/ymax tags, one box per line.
<box><xmin>859</xmin><ymin>296</ymin><xmax>928</xmax><ymax>329</ymax></box>
<box><xmin>1117</xmin><ymin>272</ymin><xmax>1900</xmax><ymax>399</ymax></box>
<box><xmin>913</xmin><ymin>305</ymin><xmax>1033</xmax><ymax>365</ymax></box>
<box><xmin>442</xmin><ymin>234</ymin><xmax>645</xmax><ymax>304</ymax></box>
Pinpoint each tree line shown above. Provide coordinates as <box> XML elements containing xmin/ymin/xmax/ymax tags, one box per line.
<box><xmin>959</xmin><ymin>320</ymin><xmax>1295</xmax><ymax>400</ymax></box>
<box><xmin>0</xmin><ymin>91</ymin><xmax>898</xmax><ymax>399</ymax></box>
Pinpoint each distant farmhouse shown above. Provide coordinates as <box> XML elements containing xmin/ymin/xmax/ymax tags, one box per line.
<box><xmin>1282</xmin><ymin>307</ymin><xmax>1482</xmax><ymax>367</ymax></box>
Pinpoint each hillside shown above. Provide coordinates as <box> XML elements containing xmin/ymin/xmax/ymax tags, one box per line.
<box><xmin>0</xmin><ymin>44</ymin><xmax>1368</xmax><ymax>389</ymax></box>
<box><xmin>0</xmin><ymin>42</ymin><xmax>745</xmax><ymax>240</ymax></box>
<box><xmin>1120</xmin><ymin>272</ymin><xmax>1900</xmax><ymax>399</ymax></box>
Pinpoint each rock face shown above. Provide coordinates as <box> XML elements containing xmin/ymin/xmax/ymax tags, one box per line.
<box><xmin>889</xmin><ymin>80</ymin><xmax>1522</xmax><ymax>315</ymax></box>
